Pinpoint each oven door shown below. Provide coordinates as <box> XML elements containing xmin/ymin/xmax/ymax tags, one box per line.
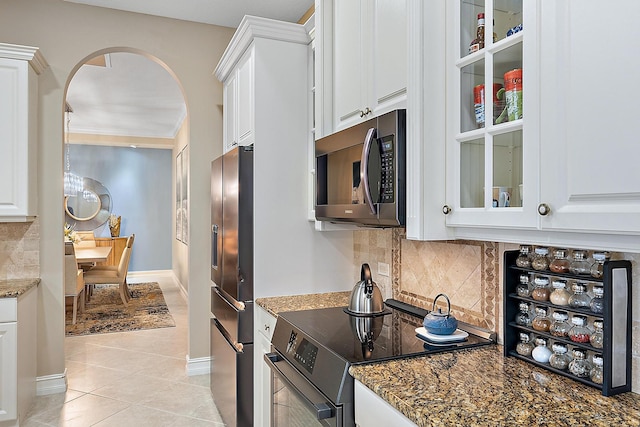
<box><xmin>264</xmin><ymin>352</ymin><xmax>342</xmax><ymax>427</ymax></box>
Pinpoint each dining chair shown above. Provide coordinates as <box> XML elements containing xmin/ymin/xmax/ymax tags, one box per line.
<box><xmin>74</xmin><ymin>231</ymin><xmax>97</xmax><ymax>248</ymax></box>
<box><xmin>82</xmin><ymin>234</ymin><xmax>135</xmax><ymax>306</ymax></box>
<box><xmin>64</xmin><ymin>243</ymin><xmax>85</xmax><ymax>324</ymax></box>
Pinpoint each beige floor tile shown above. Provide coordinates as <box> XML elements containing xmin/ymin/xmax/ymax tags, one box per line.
<box><xmin>24</xmin><ymin>273</ymin><xmax>222</xmax><ymax>426</ymax></box>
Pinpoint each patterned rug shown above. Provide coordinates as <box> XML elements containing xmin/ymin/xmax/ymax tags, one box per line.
<box><xmin>65</xmin><ymin>282</ymin><xmax>176</xmax><ymax>336</ymax></box>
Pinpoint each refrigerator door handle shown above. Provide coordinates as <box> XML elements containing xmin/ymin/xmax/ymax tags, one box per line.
<box><xmin>214</xmin><ymin>285</ymin><xmax>246</xmax><ymax>311</ymax></box>
<box><xmin>214</xmin><ymin>318</ymin><xmax>244</xmax><ymax>353</ymax></box>
<box><xmin>211</xmin><ymin>224</ymin><xmax>219</xmax><ymax>270</ymax></box>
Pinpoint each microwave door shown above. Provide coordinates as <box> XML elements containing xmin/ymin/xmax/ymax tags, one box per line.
<box><xmin>360</xmin><ymin>127</ymin><xmax>381</xmax><ymax>216</ymax></box>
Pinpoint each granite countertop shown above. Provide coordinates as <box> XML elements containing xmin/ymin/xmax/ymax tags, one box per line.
<box><xmin>0</xmin><ymin>278</ymin><xmax>40</xmax><ymax>298</ymax></box>
<box><xmin>255</xmin><ymin>291</ymin><xmax>351</xmax><ymax>317</ymax></box>
<box><xmin>349</xmin><ymin>346</ymin><xmax>640</xmax><ymax>427</ymax></box>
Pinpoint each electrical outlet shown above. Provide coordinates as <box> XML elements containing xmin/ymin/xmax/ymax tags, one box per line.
<box><xmin>378</xmin><ymin>262</ymin><xmax>390</xmax><ymax>277</ymax></box>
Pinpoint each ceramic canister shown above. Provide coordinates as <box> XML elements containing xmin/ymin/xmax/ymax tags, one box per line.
<box><xmin>504</xmin><ymin>68</ymin><xmax>523</xmax><ymax>121</ymax></box>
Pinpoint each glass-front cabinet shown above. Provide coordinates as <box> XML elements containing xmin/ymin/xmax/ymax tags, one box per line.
<box><xmin>445</xmin><ymin>0</ymin><xmax>538</xmax><ymax>229</ymax></box>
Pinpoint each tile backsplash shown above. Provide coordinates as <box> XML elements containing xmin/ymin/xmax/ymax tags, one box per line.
<box><xmin>353</xmin><ymin>228</ymin><xmax>640</xmax><ymax>393</ymax></box>
<box><xmin>0</xmin><ymin>221</ymin><xmax>40</xmax><ymax>280</ymax></box>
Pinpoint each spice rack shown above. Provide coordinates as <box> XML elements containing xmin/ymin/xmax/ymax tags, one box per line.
<box><xmin>503</xmin><ymin>249</ymin><xmax>632</xmax><ymax>396</ymax></box>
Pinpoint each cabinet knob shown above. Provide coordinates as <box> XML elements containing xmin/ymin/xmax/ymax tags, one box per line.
<box><xmin>537</xmin><ymin>203</ymin><xmax>551</xmax><ymax>216</ymax></box>
<box><xmin>363</xmin><ymin>107</ymin><xmax>371</xmax><ymax>116</ymax></box>
<box><xmin>442</xmin><ymin>205</ymin><xmax>452</xmax><ymax>215</ymax></box>
<box><xmin>264</xmin><ymin>325</ymin><xmax>270</xmax><ymax>331</ymax></box>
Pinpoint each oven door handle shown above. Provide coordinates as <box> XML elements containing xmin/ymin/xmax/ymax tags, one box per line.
<box><xmin>264</xmin><ymin>352</ymin><xmax>334</xmax><ymax>420</ymax></box>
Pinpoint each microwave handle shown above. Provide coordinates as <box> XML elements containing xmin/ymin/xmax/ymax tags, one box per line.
<box><xmin>360</xmin><ymin>127</ymin><xmax>378</xmax><ymax>216</ymax></box>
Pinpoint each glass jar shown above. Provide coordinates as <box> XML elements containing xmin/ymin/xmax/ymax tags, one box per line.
<box><xmin>590</xmin><ymin>285</ymin><xmax>604</xmax><ymax>314</ymax></box>
<box><xmin>516</xmin><ymin>333</ymin><xmax>534</xmax><ymax>357</ymax></box>
<box><xmin>590</xmin><ymin>252</ymin><xmax>609</xmax><ymax>279</ymax></box>
<box><xmin>531</xmin><ymin>247</ymin><xmax>550</xmax><ymax>271</ymax></box>
<box><xmin>516</xmin><ymin>274</ymin><xmax>532</xmax><ymax>297</ymax></box>
<box><xmin>549</xmin><ymin>280</ymin><xmax>571</xmax><ymax>306</ymax></box>
<box><xmin>590</xmin><ymin>319</ymin><xmax>604</xmax><ymax>349</ymax></box>
<box><xmin>516</xmin><ymin>245</ymin><xmax>532</xmax><ymax>268</ymax></box>
<box><xmin>568</xmin><ymin>315</ymin><xmax>592</xmax><ymax>343</ymax></box>
<box><xmin>569</xmin><ymin>349</ymin><xmax>592</xmax><ymax>378</ymax></box>
<box><xmin>549</xmin><ymin>248</ymin><xmax>571</xmax><ymax>274</ymax></box>
<box><xmin>531</xmin><ymin>338</ymin><xmax>552</xmax><ymax>363</ymax></box>
<box><xmin>532</xmin><ymin>307</ymin><xmax>552</xmax><ymax>332</ymax></box>
<box><xmin>568</xmin><ymin>282</ymin><xmax>591</xmax><ymax>309</ymax></box>
<box><xmin>549</xmin><ymin>343</ymin><xmax>571</xmax><ymax>370</ymax></box>
<box><xmin>531</xmin><ymin>276</ymin><xmax>551</xmax><ymax>302</ymax></box>
<box><xmin>549</xmin><ymin>311</ymin><xmax>572</xmax><ymax>337</ymax></box>
<box><xmin>515</xmin><ymin>302</ymin><xmax>533</xmax><ymax>327</ymax></box>
<box><xmin>569</xmin><ymin>250</ymin><xmax>591</xmax><ymax>275</ymax></box>
<box><xmin>590</xmin><ymin>354</ymin><xmax>604</xmax><ymax>384</ymax></box>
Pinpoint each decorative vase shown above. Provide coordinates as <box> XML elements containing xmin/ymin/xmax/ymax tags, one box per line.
<box><xmin>109</xmin><ymin>216</ymin><xmax>121</xmax><ymax>237</ymax></box>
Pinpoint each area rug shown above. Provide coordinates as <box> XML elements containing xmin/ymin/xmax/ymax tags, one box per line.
<box><xmin>65</xmin><ymin>282</ymin><xmax>176</xmax><ymax>336</ymax></box>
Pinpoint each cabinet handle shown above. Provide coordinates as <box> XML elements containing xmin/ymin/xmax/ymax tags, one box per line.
<box><xmin>442</xmin><ymin>205</ymin><xmax>452</xmax><ymax>215</ymax></box>
<box><xmin>264</xmin><ymin>325</ymin><xmax>270</xmax><ymax>332</ymax></box>
<box><xmin>363</xmin><ymin>107</ymin><xmax>371</xmax><ymax>116</ymax></box>
<box><xmin>537</xmin><ymin>203</ymin><xmax>551</xmax><ymax>216</ymax></box>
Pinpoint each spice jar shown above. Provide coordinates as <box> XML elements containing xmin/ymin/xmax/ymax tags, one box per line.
<box><xmin>549</xmin><ymin>248</ymin><xmax>571</xmax><ymax>274</ymax></box>
<box><xmin>590</xmin><ymin>285</ymin><xmax>604</xmax><ymax>314</ymax></box>
<box><xmin>531</xmin><ymin>337</ymin><xmax>552</xmax><ymax>363</ymax></box>
<box><xmin>531</xmin><ymin>247</ymin><xmax>550</xmax><ymax>271</ymax></box>
<box><xmin>568</xmin><ymin>315</ymin><xmax>592</xmax><ymax>343</ymax></box>
<box><xmin>549</xmin><ymin>343</ymin><xmax>571</xmax><ymax>370</ymax></box>
<box><xmin>590</xmin><ymin>354</ymin><xmax>604</xmax><ymax>384</ymax></box>
<box><xmin>516</xmin><ymin>274</ymin><xmax>532</xmax><ymax>297</ymax></box>
<box><xmin>569</xmin><ymin>349</ymin><xmax>592</xmax><ymax>378</ymax></box>
<box><xmin>569</xmin><ymin>250</ymin><xmax>591</xmax><ymax>275</ymax></box>
<box><xmin>549</xmin><ymin>310</ymin><xmax>572</xmax><ymax>337</ymax></box>
<box><xmin>590</xmin><ymin>252</ymin><xmax>609</xmax><ymax>279</ymax></box>
<box><xmin>532</xmin><ymin>307</ymin><xmax>551</xmax><ymax>332</ymax></box>
<box><xmin>516</xmin><ymin>333</ymin><xmax>534</xmax><ymax>357</ymax></box>
<box><xmin>590</xmin><ymin>320</ymin><xmax>604</xmax><ymax>349</ymax></box>
<box><xmin>531</xmin><ymin>276</ymin><xmax>551</xmax><ymax>301</ymax></box>
<box><xmin>549</xmin><ymin>279</ymin><xmax>571</xmax><ymax>306</ymax></box>
<box><xmin>568</xmin><ymin>282</ymin><xmax>591</xmax><ymax>309</ymax></box>
<box><xmin>516</xmin><ymin>245</ymin><xmax>533</xmax><ymax>268</ymax></box>
<box><xmin>515</xmin><ymin>302</ymin><xmax>533</xmax><ymax>327</ymax></box>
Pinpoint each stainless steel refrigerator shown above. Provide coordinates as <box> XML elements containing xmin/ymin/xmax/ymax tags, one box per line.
<box><xmin>210</xmin><ymin>146</ymin><xmax>254</xmax><ymax>427</ymax></box>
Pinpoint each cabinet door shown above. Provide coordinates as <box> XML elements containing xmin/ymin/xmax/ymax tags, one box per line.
<box><xmin>253</xmin><ymin>306</ymin><xmax>276</xmax><ymax>427</ymax></box>
<box><xmin>369</xmin><ymin>0</ymin><xmax>407</xmax><ymax>118</ymax></box>
<box><xmin>333</xmin><ymin>0</ymin><xmax>364</xmax><ymax>130</ymax></box>
<box><xmin>444</xmin><ymin>0</ymin><xmax>539</xmax><ymax>229</ymax></box>
<box><xmin>538</xmin><ymin>0</ymin><xmax>640</xmax><ymax>235</ymax></box>
<box><xmin>354</xmin><ymin>380</ymin><xmax>416</xmax><ymax>427</ymax></box>
<box><xmin>237</xmin><ymin>48</ymin><xmax>254</xmax><ymax>147</ymax></box>
<box><xmin>0</xmin><ymin>58</ymin><xmax>37</xmax><ymax>220</ymax></box>
<box><xmin>223</xmin><ymin>73</ymin><xmax>237</xmax><ymax>152</ymax></box>
<box><xmin>0</xmin><ymin>322</ymin><xmax>17</xmax><ymax>422</ymax></box>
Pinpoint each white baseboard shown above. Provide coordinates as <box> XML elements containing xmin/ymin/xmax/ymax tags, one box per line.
<box><xmin>170</xmin><ymin>272</ymin><xmax>189</xmax><ymax>302</ymax></box>
<box><xmin>127</xmin><ymin>270</ymin><xmax>173</xmax><ymax>278</ymax></box>
<box><xmin>36</xmin><ymin>370</ymin><xmax>67</xmax><ymax>396</ymax></box>
<box><xmin>186</xmin><ymin>355</ymin><xmax>211</xmax><ymax>376</ymax></box>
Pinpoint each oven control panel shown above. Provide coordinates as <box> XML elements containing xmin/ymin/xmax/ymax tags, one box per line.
<box><xmin>286</xmin><ymin>330</ymin><xmax>318</xmax><ymax>374</ymax></box>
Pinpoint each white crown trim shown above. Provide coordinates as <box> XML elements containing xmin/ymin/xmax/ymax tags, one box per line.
<box><xmin>0</xmin><ymin>43</ymin><xmax>49</xmax><ymax>74</ymax></box>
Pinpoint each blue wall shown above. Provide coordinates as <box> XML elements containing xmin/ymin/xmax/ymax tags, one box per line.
<box><xmin>69</xmin><ymin>145</ymin><xmax>172</xmax><ymax>271</ymax></box>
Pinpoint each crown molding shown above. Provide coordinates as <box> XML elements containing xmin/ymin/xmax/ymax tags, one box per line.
<box><xmin>0</xmin><ymin>43</ymin><xmax>49</xmax><ymax>74</ymax></box>
<box><xmin>214</xmin><ymin>15</ymin><xmax>310</xmax><ymax>81</ymax></box>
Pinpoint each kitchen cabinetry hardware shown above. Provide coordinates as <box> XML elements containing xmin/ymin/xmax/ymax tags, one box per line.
<box><xmin>503</xmin><ymin>249</ymin><xmax>632</xmax><ymax>396</ymax></box>
<box><xmin>359</xmin><ymin>107</ymin><xmax>372</xmax><ymax>118</ymax></box>
<box><xmin>537</xmin><ymin>203</ymin><xmax>550</xmax><ymax>216</ymax></box>
<box><xmin>442</xmin><ymin>205</ymin><xmax>451</xmax><ymax>215</ymax></box>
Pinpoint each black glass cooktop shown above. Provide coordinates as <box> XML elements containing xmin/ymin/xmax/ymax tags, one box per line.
<box><xmin>274</xmin><ymin>299</ymin><xmax>494</xmax><ymax>366</ymax></box>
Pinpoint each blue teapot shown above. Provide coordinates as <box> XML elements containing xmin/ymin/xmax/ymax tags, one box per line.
<box><xmin>423</xmin><ymin>294</ymin><xmax>458</xmax><ymax>335</ymax></box>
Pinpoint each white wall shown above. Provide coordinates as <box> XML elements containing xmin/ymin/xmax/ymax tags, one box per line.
<box><xmin>0</xmin><ymin>0</ymin><xmax>234</xmax><ymax>380</ymax></box>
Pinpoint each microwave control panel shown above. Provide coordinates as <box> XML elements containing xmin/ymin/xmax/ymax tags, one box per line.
<box><xmin>379</xmin><ymin>135</ymin><xmax>395</xmax><ymax>203</ymax></box>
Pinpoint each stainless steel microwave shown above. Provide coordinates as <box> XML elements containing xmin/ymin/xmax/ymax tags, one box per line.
<box><xmin>315</xmin><ymin>109</ymin><xmax>406</xmax><ymax>227</ymax></box>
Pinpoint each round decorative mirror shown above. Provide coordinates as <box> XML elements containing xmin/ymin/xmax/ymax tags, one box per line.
<box><xmin>64</xmin><ymin>177</ymin><xmax>112</xmax><ymax>230</ymax></box>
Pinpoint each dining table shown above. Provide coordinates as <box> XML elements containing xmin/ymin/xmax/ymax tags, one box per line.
<box><xmin>74</xmin><ymin>246</ymin><xmax>112</xmax><ymax>264</ymax></box>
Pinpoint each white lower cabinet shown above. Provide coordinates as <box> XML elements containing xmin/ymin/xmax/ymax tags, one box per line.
<box><xmin>0</xmin><ymin>285</ymin><xmax>37</xmax><ymax>426</ymax></box>
<box><xmin>354</xmin><ymin>380</ymin><xmax>416</xmax><ymax>427</ymax></box>
<box><xmin>254</xmin><ymin>305</ymin><xmax>277</xmax><ymax>427</ymax></box>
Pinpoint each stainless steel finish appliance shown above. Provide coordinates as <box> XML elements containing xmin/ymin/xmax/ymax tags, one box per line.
<box><xmin>210</xmin><ymin>146</ymin><xmax>254</xmax><ymax>426</ymax></box>
<box><xmin>266</xmin><ymin>299</ymin><xmax>495</xmax><ymax>427</ymax></box>
<box><xmin>315</xmin><ymin>109</ymin><xmax>406</xmax><ymax>227</ymax></box>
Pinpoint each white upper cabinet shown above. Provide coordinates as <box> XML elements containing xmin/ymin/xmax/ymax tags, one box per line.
<box><xmin>221</xmin><ymin>47</ymin><xmax>254</xmax><ymax>153</ymax></box>
<box><xmin>537</xmin><ymin>0</ymin><xmax>640</xmax><ymax>236</ymax></box>
<box><xmin>315</xmin><ymin>0</ymin><xmax>407</xmax><ymax>136</ymax></box>
<box><xmin>0</xmin><ymin>44</ymin><xmax>47</xmax><ymax>222</ymax></box>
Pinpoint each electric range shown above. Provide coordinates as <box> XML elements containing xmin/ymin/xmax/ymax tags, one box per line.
<box><xmin>265</xmin><ymin>299</ymin><xmax>496</xmax><ymax>427</ymax></box>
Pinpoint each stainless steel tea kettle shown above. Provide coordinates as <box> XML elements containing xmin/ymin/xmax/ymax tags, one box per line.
<box><xmin>347</xmin><ymin>263</ymin><xmax>384</xmax><ymax>315</ymax></box>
